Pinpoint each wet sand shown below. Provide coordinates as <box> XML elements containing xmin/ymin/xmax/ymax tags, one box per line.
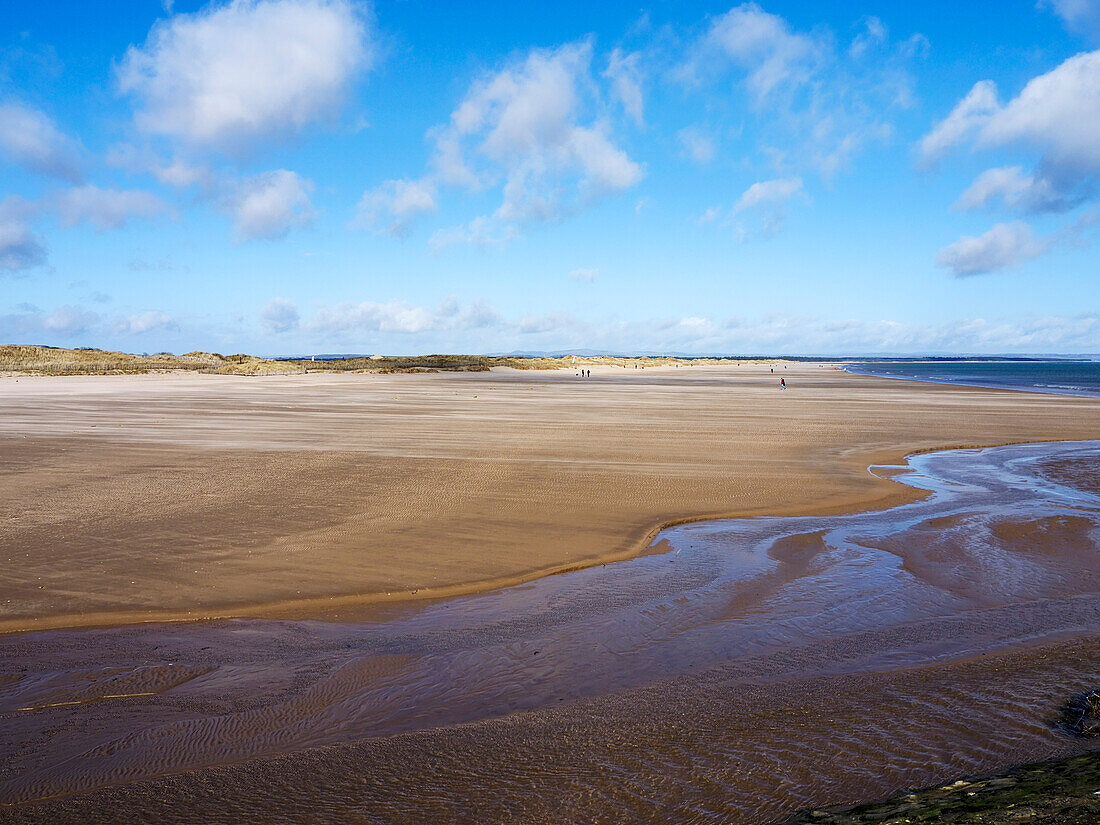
<box><xmin>3</xmin><ymin>363</ymin><xmax>1100</xmax><ymax>632</ymax></box>
<box><xmin>2</xmin><ymin>441</ymin><xmax>1100</xmax><ymax>822</ymax></box>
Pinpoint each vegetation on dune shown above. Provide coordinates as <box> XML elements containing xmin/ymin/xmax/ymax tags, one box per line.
<box><xmin>0</xmin><ymin>345</ymin><xmax>783</xmax><ymax>376</ymax></box>
<box><xmin>0</xmin><ymin>345</ymin><xmax>291</xmax><ymax>375</ymax></box>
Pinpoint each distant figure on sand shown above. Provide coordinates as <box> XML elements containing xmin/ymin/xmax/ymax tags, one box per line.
<box><xmin>780</xmin><ymin>378</ymin><xmax>786</xmax><ymax>389</ymax></box>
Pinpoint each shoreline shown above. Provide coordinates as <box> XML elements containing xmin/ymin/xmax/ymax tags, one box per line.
<box><xmin>842</xmin><ymin>361</ymin><xmax>1100</xmax><ymax>399</ymax></box>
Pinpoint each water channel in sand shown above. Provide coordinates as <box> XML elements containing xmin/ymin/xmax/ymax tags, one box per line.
<box><xmin>2</xmin><ymin>441</ymin><xmax>1100</xmax><ymax>823</ymax></box>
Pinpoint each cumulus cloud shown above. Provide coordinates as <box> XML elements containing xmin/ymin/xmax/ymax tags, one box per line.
<box><xmin>260</xmin><ymin>297</ymin><xmax>300</xmax><ymax>332</ymax></box>
<box><xmin>356</xmin><ymin>178</ymin><xmax>437</xmax><ymax>236</ymax></box>
<box><xmin>227</xmin><ymin>169</ymin><xmax>314</xmax><ymax>240</ymax></box>
<box><xmin>117</xmin><ymin>0</ymin><xmax>371</xmax><ymax>152</ymax></box>
<box><xmin>373</xmin><ymin>40</ymin><xmax>641</xmax><ymax>247</ymax></box>
<box><xmin>53</xmin><ymin>185</ymin><xmax>170</xmax><ymax>230</ymax></box>
<box><xmin>921</xmin><ymin>51</ymin><xmax>1100</xmax><ymax>182</ymax></box>
<box><xmin>113</xmin><ymin>311</ymin><xmax>177</xmax><ymax>335</ymax></box>
<box><xmin>935</xmin><ymin>221</ymin><xmax>1051</xmax><ymax>276</ymax></box>
<box><xmin>449</xmin><ymin>41</ymin><xmax>641</xmax><ymax>222</ymax></box>
<box><xmin>922</xmin><ymin>49</ymin><xmax>1100</xmax><ymax>265</ymax></box>
<box><xmin>0</xmin><ymin>101</ymin><xmax>82</xmax><ymax>181</ymax></box>
<box><xmin>954</xmin><ymin>166</ymin><xmax>1083</xmax><ymax>213</ymax></box>
<box><xmin>677</xmin><ymin>126</ymin><xmax>716</xmax><ymax>164</ymax></box>
<box><xmin>603</xmin><ymin>48</ymin><xmax>645</xmax><ymax>125</ymax></box>
<box><xmin>918</xmin><ymin>80</ymin><xmax>1000</xmax><ymax>165</ymax></box>
<box><xmin>690</xmin><ymin>2</ymin><xmax>822</xmax><ymax>100</ymax></box>
<box><xmin>568</xmin><ymin>267</ymin><xmax>598</xmax><ymax>282</ymax></box>
<box><xmin>977</xmin><ymin>51</ymin><xmax>1100</xmax><ymax>169</ymax></box>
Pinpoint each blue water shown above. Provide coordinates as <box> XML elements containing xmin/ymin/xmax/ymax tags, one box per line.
<box><xmin>845</xmin><ymin>359</ymin><xmax>1100</xmax><ymax>397</ymax></box>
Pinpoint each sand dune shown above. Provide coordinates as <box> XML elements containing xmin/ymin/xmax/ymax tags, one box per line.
<box><xmin>2</xmin><ymin>362</ymin><xmax>1098</xmax><ymax>632</ymax></box>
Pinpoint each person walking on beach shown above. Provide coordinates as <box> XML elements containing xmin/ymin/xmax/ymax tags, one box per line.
<box><xmin>780</xmin><ymin>378</ymin><xmax>786</xmax><ymax>389</ymax></box>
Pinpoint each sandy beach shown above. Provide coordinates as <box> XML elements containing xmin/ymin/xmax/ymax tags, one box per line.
<box><xmin>3</xmin><ymin>362</ymin><xmax>1100</xmax><ymax>633</ymax></box>
<box><xmin>3</xmin><ymin>363</ymin><xmax>1100</xmax><ymax>822</ymax></box>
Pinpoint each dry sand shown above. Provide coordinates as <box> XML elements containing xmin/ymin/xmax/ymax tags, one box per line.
<box><xmin>2</xmin><ymin>362</ymin><xmax>1098</xmax><ymax>633</ymax></box>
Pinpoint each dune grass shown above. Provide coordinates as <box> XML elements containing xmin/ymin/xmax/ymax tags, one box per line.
<box><xmin>0</xmin><ymin>345</ymin><xmax>292</xmax><ymax>375</ymax></box>
<box><xmin>0</xmin><ymin>345</ymin><xmax>781</xmax><ymax>376</ymax></box>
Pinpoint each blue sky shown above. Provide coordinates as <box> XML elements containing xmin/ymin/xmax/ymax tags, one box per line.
<box><xmin>1</xmin><ymin>0</ymin><xmax>1098</xmax><ymax>355</ymax></box>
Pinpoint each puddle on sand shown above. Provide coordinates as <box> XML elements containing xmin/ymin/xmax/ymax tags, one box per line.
<box><xmin>2</xmin><ymin>441</ymin><xmax>1100</xmax><ymax>823</ymax></box>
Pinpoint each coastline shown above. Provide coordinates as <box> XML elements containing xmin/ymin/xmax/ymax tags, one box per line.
<box><xmin>3</xmin><ymin>363</ymin><xmax>1100</xmax><ymax>634</ymax></box>
<box><xmin>842</xmin><ymin>360</ymin><xmax>1100</xmax><ymax>399</ymax></box>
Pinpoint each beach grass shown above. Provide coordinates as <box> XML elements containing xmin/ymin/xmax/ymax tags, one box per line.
<box><xmin>0</xmin><ymin>345</ymin><xmax>777</xmax><ymax>376</ymax></box>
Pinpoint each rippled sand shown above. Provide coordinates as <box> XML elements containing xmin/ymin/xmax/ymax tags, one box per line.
<box><xmin>3</xmin><ymin>363</ymin><xmax>1100</xmax><ymax>632</ymax></box>
<box><xmin>3</xmin><ymin>442</ymin><xmax>1099</xmax><ymax>823</ymax></box>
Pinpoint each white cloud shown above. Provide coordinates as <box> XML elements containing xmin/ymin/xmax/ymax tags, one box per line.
<box><xmin>693</xmin><ymin>2</ymin><xmax>822</xmax><ymax>100</ymax></box>
<box><xmin>0</xmin><ymin>101</ymin><xmax>82</xmax><ymax>181</ymax></box>
<box><xmin>695</xmin><ymin>206</ymin><xmax>723</xmax><ymax>225</ymax></box>
<box><xmin>260</xmin><ymin>297</ymin><xmax>300</xmax><ymax>333</ymax></box>
<box><xmin>922</xmin><ymin>50</ymin><xmax>1100</xmax><ymax>266</ymax></box>
<box><xmin>918</xmin><ymin>80</ymin><xmax>1000</xmax><ymax>164</ymax></box>
<box><xmin>849</xmin><ymin>16</ymin><xmax>888</xmax><ymax>60</ymax></box>
<box><xmin>568</xmin><ymin>267</ymin><xmax>598</xmax><ymax>282</ymax></box>
<box><xmin>44</xmin><ymin>305</ymin><xmax>99</xmax><ymax>335</ymax></box>
<box><xmin>677</xmin><ymin>126</ymin><xmax>715</xmax><ymax>164</ymax></box>
<box><xmin>0</xmin><ymin>222</ymin><xmax>46</xmax><ymax>272</ymax></box>
<box><xmin>105</xmin><ymin>143</ymin><xmax>214</xmax><ymax>188</ymax></box>
<box><xmin>734</xmin><ymin>176</ymin><xmax>803</xmax><ymax>212</ymax></box>
<box><xmin>54</xmin><ymin>185</ymin><xmax>170</xmax><ymax>230</ymax></box>
<box><xmin>1042</xmin><ymin>0</ymin><xmax>1100</xmax><ymax>40</ymax></box>
<box><xmin>309</xmin><ymin>297</ymin><xmax>501</xmax><ymax>335</ymax></box>
<box><xmin>921</xmin><ymin>51</ymin><xmax>1100</xmax><ymax>178</ymax></box>
<box><xmin>118</xmin><ymin>0</ymin><xmax>371</xmax><ymax>152</ymax></box>
<box><xmin>978</xmin><ymin>51</ymin><xmax>1100</xmax><ymax>170</ymax></box>
<box><xmin>935</xmin><ymin>221</ymin><xmax>1050</xmax><ymax>276</ymax></box>
<box><xmin>429</xmin><ymin>216</ymin><xmax>517</xmax><ymax>251</ymax></box>
<box><xmin>227</xmin><ymin>169</ymin><xmax>314</xmax><ymax>240</ymax></box>
<box><xmin>422</xmin><ymin>41</ymin><xmax>641</xmax><ymax>240</ymax></box>
<box><xmin>356</xmin><ymin>178</ymin><xmax>437</xmax><ymax>236</ymax></box>
<box><xmin>113</xmin><ymin>311</ymin><xmax>177</xmax><ymax>335</ymax></box>
<box><xmin>728</xmin><ymin>176</ymin><xmax>805</xmax><ymax>238</ymax></box>
<box><xmin>0</xmin><ymin>197</ymin><xmax>47</xmax><ymax>272</ymax></box>
<box><xmin>679</xmin><ymin>5</ymin><xmax>916</xmax><ymax>179</ymax></box>
<box><xmin>517</xmin><ymin>313</ymin><xmax>575</xmax><ymax>335</ymax></box>
<box><xmin>954</xmin><ymin>166</ymin><xmax>1081</xmax><ymax>213</ymax></box>
<box><xmin>603</xmin><ymin>48</ymin><xmax>645</xmax><ymax>125</ymax></box>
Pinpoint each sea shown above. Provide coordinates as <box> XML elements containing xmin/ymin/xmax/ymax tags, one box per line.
<box><xmin>844</xmin><ymin>359</ymin><xmax>1100</xmax><ymax>397</ymax></box>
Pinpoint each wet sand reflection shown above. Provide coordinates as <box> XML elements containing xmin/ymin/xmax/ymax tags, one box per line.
<box><xmin>2</xmin><ymin>442</ymin><xmax>1100</xmax><ymax>823</ymax></box>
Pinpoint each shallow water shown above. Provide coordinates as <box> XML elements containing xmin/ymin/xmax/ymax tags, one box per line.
<box><xmin>845</xmin><ymin>359</ymin><xmax>1100</xmax><ymax>397</ymax></box>
<box><xmin>2</xmin><ymin>441</ymin><xmax>1100</xmax><ymax>823</ymax></box>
